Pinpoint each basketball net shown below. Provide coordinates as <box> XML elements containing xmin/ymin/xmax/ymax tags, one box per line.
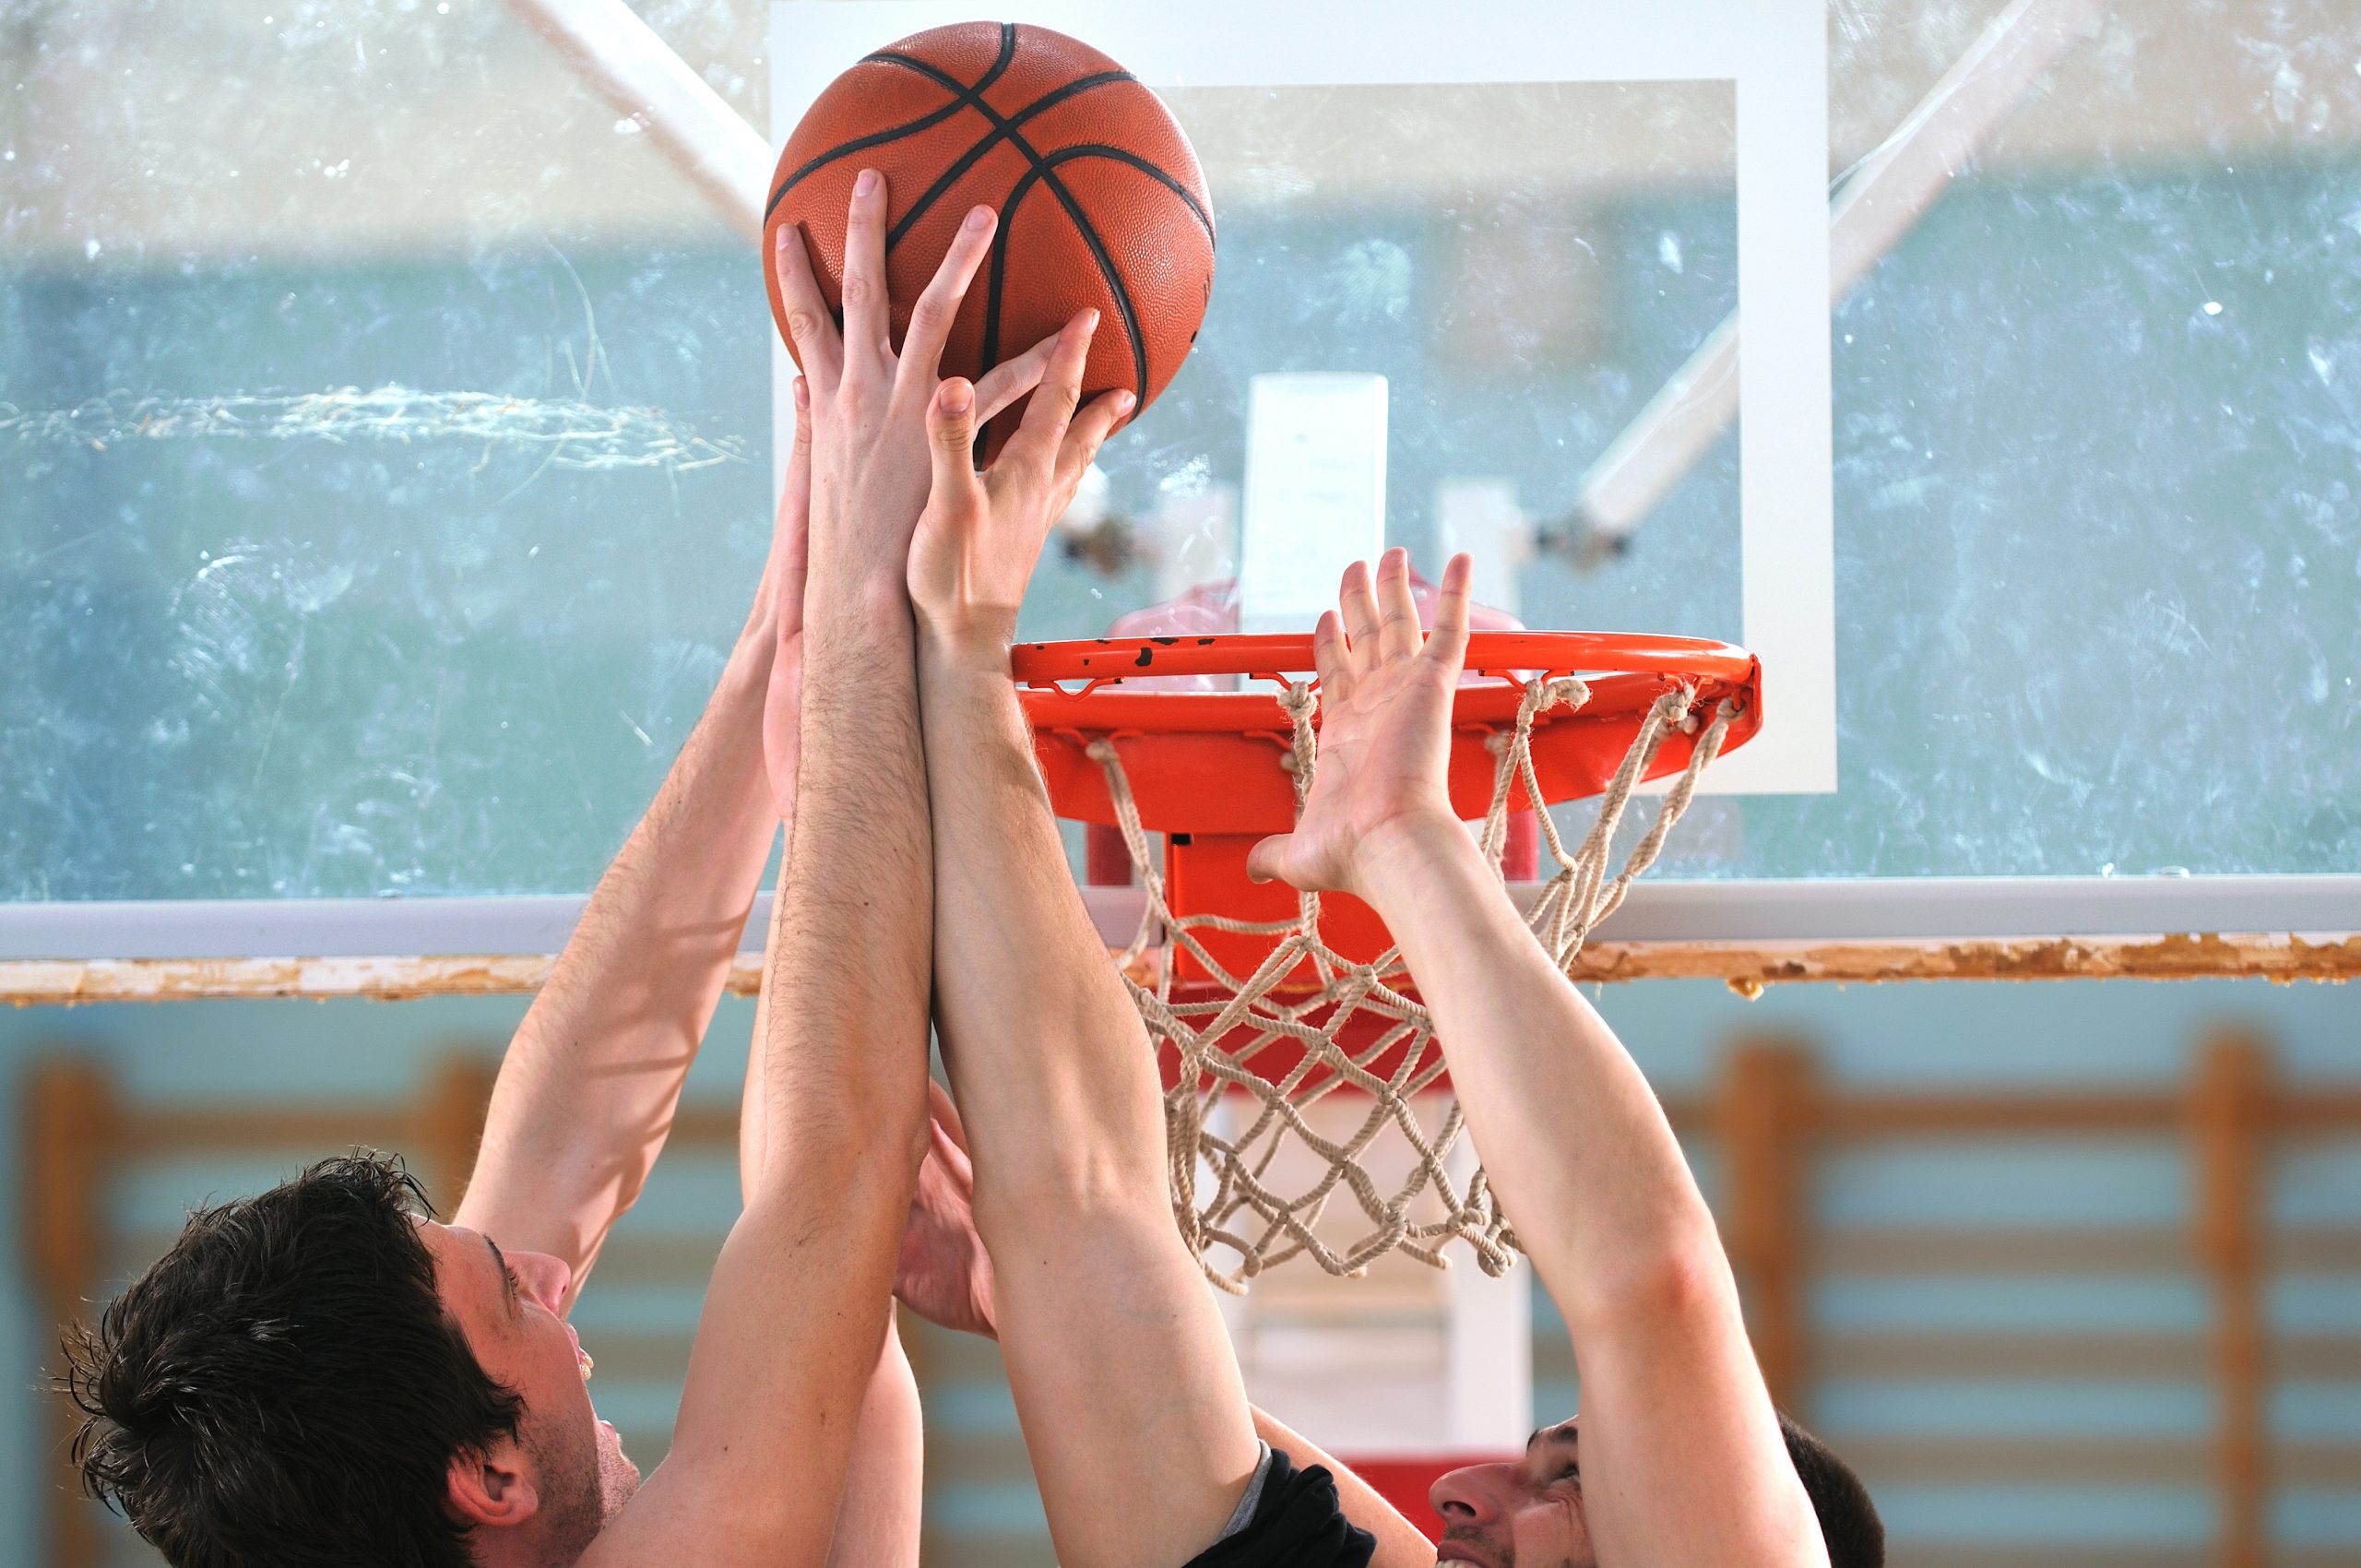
<box><xmin>1087</xmin><ymin>674</ymin><xmax>1736</xmax><ymax>1291</ymax></box>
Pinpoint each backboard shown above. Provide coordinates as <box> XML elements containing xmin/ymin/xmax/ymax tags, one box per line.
<box><xmin>765</xmin><ymin>0</ymin><xmax>2356</xmax><ymax>984</ymax></box>
<box><xmin>1</xmin><ymin>0</ymin><xmax>2352</xmax><ymax>978</ymax></box>
<box><xmin>775</xmin><ymin>0</ymin><xmax>1833</xmax><ymax>799</ymax></box>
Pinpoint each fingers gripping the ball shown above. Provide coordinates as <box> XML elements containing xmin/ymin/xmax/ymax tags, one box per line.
<box><xmin>928</xmin><ymin>379</ymin><xmax>985</xmax><ymax>504</ymax></box>
<box><xmin>1054</xmin><ymin>388</ymin><xmax>1137</xmax><ymax>501</ymax></box>
<box><xmin>903</xmin><ymin>206</ymin><xmax>998</xmax><ymax>386</ymax></box>
<box><xmin>972</xmin><ymin>335</ymin><xmax>1059</xmax><ymax>428</ymax></box>
<box><xmin>968</xmin><ymin>311</ymin><xmax>1132</xmax><ymax>457</ymax></box>
<box><xmin>773</xmin><ymin>223</ymin><xmax>845</xmax><ymax>391</ymax></box>
<box><xmin>838</xmin><ymin>168</ymin><xmax>892</xmax><ymax>377</ymax></box>
<box><xmin>1002</xmin><ymin>309</ymin><xmax>1098</xmax><ymax>479</ymax></box>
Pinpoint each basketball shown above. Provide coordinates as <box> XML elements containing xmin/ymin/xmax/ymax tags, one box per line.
<box><xmin>763</xmin><ymin>21</ymin><xmax>1216</xmax><ymax>442</ymax></box>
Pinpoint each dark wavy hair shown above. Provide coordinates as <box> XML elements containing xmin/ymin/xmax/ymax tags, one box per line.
<box><xmin>60</xmin><ymin>1153</ymin><xmax>524</xmax><ymax>1568</ymax></box>
<box><xmin>1781</xmin><ymin>1412</ymin><xmax>1884</xmax><ymax>1568</ymax></box>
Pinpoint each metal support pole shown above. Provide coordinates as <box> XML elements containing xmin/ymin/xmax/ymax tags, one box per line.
<box><xmin>503</xmin><ymin>0</ymin><xmax>774</xmax><ymax>242</ymax></box>
<box><xmin>1561</xmin><ymin>0</ymin><xmax>2106</xmax><ymax>558</ymax></box>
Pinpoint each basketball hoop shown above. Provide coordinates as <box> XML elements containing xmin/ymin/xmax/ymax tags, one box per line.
<box><xmin>1016</xmin><ymin>630</ymin><xmax>1762</xmax><ymax>1289</ymax></box>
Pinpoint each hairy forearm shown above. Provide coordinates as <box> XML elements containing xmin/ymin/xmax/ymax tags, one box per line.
<box><xmin>741</xmin><ymin>928</ymin><xmax>924</xmax><ymax>1568</ymax></box>
<box><xmin>647</xmin><ymin>586</ymin><xmax>931</xmax><ymax>1565</ymax></box>
<box><xmin>465</xmin><ymin>629</ymin><xmax>780</xmax><ymax>1277</ymax></box>
<box><xmin>658</xmin><ymin>762</ymin><xmax>929</xmax><ymax>1553</ymax></box>
<box><xmin>754</xmin><ymin>593</ymin><xmax>933</xmax><ymax>1188</ymax></box>
<box><xmin>913</xmin><ymin>638</ymin><xmax>1166</xmax><ymax>1213</ymax></box>
<box><xmin>1359</xmin><ymin>823</ymin><xmax>1728</xmax><ymax>1332</ymax></box>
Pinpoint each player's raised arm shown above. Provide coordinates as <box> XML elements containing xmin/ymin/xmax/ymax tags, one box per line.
<box><xmin>742</xmin><ymin>377</ymin><xmax>929</xmax><ymax>1568</ymax></box>
<box><xmin>907</xmin><ymin>313</ymin><xmax>1259</xmax><ymax>1568</ymax></box>
<box><xmin>903</xmin><ymin>319</ymin><xmax>1432</xmax><ymax>1568</ymax></box>
<box><xmin>576</xmin><ymin>172</ymin><xmax>990</xmax><ymax>1566</ymax></box>
<box><xmin>454</xmin><ymin>399</ymin><xmax>806</xmax><ymax>1294</ymax></box>
<box><xmin>1246</xmin><ymin>551</ymin><xmax>1828</xmax><ymax>1568</ymax></box>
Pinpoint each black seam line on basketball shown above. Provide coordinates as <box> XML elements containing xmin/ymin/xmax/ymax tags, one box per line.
<box><xmin>1039</xmin><ymin>144</ymin><xmax>1213</xmax><ymax>244</ymax></box>
<box><xmin>979</xmin><ymin>153</ymin><xmax>1148</xmax><ymax>408</ymax></box>
<box><xmin>884</xmin><ymin>70</ymin><xmax>1135</xmax><ymax>252</ymax></box>
<box><xmin>877</xmin><ymin>43</ymin><xmax>1148</xmax><ymax>398</ymax></box>
<box><xmin>859</xmin><ymin>37</ymin><xmax>1150</xmax><ymax>250</ymax></box>
<box><xmin>866</xmin><ymin>42</ymin><xmax>1156</xmax><ymax>404</ymax></box>
<box><xmin>763</xmin><ymin>23</ymin><xmax>1019</xmax><ymax>222</ymax></box>
<box><xmin>977</xmin><ymin>146</ymin><xmax>1211</xmax><ymax>386</ymax></box>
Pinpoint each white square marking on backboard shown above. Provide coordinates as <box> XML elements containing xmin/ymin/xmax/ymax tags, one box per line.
<box><xmin>772</xmin><ymin>0</ymin><xmax>1835</xmax><ymax>793</ymax></box>
<box><xmin>1240</xmin><ymin>374</ymin><xmax>1388</xmax><ymax>634</ymax></box>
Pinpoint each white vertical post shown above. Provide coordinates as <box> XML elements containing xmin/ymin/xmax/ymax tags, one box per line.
<box><xmin>1240</xmin><ymin>374</ymin><xmax>1389</xmax><ymax>635</ymax></box>
<box><xmin>1444</xmin><ymin>1135</ymin><xmax>1534</xmax><ymax>1449</ymax></box>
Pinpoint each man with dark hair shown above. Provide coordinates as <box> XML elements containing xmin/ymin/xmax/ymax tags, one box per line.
<box><xmin>68</xmin><ymin>1156</ymin><xmax>532</xmax><ymax>1568</ymax></box>
<box><xmin>61</xmin><ymin>173</ymin><xmax>1061</xmax><ymax>1568</ymax></box>
<box><xmin>1780</xmin><ymin>1413</ymin><xmax>1887</xmax><ymax>1568</ymax></box>
<box><xmin>897</xmin><ymin>339</ymin><xmax>1886</xmax><ymax>1568</ymax></box>
<box><xmin>1424</xmin><ymin>1411</ymin><xmax>1884</xmax><ymax>1568</ymax></box>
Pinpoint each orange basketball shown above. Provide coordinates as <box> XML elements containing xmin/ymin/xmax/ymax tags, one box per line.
<box><xmin>765</xmin><ymin>21</ymin><xmax>1215</xmax><ymax>441</ymax></box>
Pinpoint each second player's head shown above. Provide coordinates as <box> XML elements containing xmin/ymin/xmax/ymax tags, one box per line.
<box><xmin>1429</xmin><ymin>1410</ymin><xmax>1881</xmax><ymax>1568</ymax></box>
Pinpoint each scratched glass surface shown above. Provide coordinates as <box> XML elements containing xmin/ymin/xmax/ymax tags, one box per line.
<box><xmin>2</xmin><ymin>0</ymin><xmax>774</xmax><ymax>900</ymax></box>
<box><xmin>4</xmin><ymin>0</ymin><xmax>2357</xmax><ymax>903</ymax></box>
<box><xmin>1778</xmin><ymin>0</ymin><xmax>2361</xmax><ymax>881</ymax></box>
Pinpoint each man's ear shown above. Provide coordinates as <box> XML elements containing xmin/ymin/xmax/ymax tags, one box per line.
<box><xmin>447</xmin><ymin>1437</ymin><xmax>540</xmax><ymax>1532</ymax></box>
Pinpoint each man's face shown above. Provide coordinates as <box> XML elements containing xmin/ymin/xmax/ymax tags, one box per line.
<box><xmin>419</xmin><ymin>1219</ymin><xmax>639</xmax><ymax>1548</ymax></box>
<box><xmin>1430</xmin><ymin>1418</ymin><xmax>1592</xmax><ymax>1568</ymax></box>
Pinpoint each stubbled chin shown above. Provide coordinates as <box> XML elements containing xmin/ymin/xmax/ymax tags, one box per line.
<box><xmin>595</xmin><ymin>1418</ymin><xmax>642</xmax><ymax>1521</ymax></box>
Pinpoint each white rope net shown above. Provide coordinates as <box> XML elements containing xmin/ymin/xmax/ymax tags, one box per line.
<box><xmin>1091</xmin><ymin>675</ymin><xmax>1735</xmax><ymax>1292</ymax></box>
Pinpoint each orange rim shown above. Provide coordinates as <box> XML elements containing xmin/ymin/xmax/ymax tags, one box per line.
<box><xmin>1014</xmin><ymin>628</ymin><xmax>1753</xmax><ymax>688</ymax></box>
<box><xmin>1014</xmin><ymin>630</ymin><xmax>1760</xmax><ymax>732</ymax></box>
<box><xmin>1015</xmin><ymin>631</ymin><xmax>1762</xmax><ymax>835</ymax></box>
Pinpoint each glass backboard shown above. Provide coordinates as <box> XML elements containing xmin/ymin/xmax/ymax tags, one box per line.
<box><xmin>3</xmin><ymin>0</ymin><xmax>2354</xmax><ymax>979</ymax></box>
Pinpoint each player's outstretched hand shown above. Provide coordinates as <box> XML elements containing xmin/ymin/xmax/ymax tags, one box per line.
<box><xmin>907</xmin><ymin>309</ymin><xmax>1133</xmax><ymax>649</ymax></box>
<box><xmin>772</xmin><ymin>173</ymin><xmax>1065</xmax><ymax>598</ymax></box>
<box><xmin>1246</xmin><ymin>548</ymin><xmax>1476</xmax><ymax>898</ymax></box>
<box><xmin>893</xmin><ymin>1079</ymin><xmax>1000</xmax><ymax>1340</ymax></box>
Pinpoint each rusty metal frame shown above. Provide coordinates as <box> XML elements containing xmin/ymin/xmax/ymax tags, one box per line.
<box><xmin>6</xmin><ymin>877</ymin><xmax>2352</xmax><ymax>1003</ymax></box>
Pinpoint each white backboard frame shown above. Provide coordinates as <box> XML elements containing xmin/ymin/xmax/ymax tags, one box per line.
<box><xmin>771</xmin><ymin>0</ymin><xmax>1838</xmax><ymax>794</ymax></box>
